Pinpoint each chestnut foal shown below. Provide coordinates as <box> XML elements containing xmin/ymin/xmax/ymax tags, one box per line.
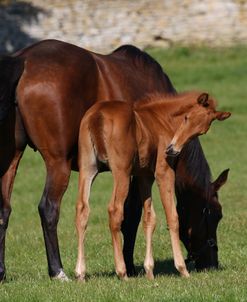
<box><xmin>75</xmin><ymin>92</ymin><xmax>230</xmax><ymax>281</ymax></box>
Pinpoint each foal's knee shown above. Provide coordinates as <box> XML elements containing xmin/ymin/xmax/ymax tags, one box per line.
<box><xmin>76</xmin><ymin>202</ymin><xmax>90</xmax><ymax>228</ymax></box>
<box><xmin>108</xmin><ymin>205</ymin><xmax>124</xmax><ymax>232</ymax></box>
<box><xmin>143</xmin><ymin>211</ymin><xmax>156</xmax><ymax>228</ymax></box>
<box><xmin>167</xmin><ymin>215</ymin><xmax>179</xmax><ymax>233</ymax></box>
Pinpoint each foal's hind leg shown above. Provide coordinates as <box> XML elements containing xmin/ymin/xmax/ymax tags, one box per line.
<box><xmin>0</xmin><ymin>150</ymin><xmax>24</xmax><ymax>281</ymax></box>
<box><xmin>75</xmin><ymin>164</ymin><xmax>97</xmax><ymax>281</ymax></box>
<box><xmin>108</xmin><ymin>171</ymin><xmax>130</xmax><ymax>280</ymax></box>
<box><xmin>138</xmin><ymin>176</ymin><xmax>156</xmax><ymax>280</ymax></box>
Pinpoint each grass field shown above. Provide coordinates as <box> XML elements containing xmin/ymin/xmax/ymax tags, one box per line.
<box><xmin>1</xmin><ymin>46</ymin><xmax>247</xmax><ymax>301</ymax></box>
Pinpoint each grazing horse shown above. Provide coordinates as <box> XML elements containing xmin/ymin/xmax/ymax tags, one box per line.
<box><xmin>0</xmin><ymin>39</ymin><xmax>229</xmax><ymax>281</ymax></box>
<box><xmin>75</xmin><ymin>92</ymin><xmax>230</xmax><ymax>281</ymax></box>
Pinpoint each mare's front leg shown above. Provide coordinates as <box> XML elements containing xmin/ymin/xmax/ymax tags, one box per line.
<box><xmin>108</xmin><ymin>170</ymin><xmax>130</xmax><ymax>280</ymax></box>
<box><xmin>38</xmin><ymin>156</ymin><xmax>71</xmax><ymax>281</ymax></box>
<box><xmin>0</xmin><ymin>150</ymin><xmax>24</xmax><ymax>281</ymax></box>
<box><xmin>155</xmin><ymin>154</ymin><xmax>189</xmax><ymax>277</ymax></box>
<box><xmin>138</xmin><ymin>175</ymin><xmax>156</xmax><ymax>280</ymax></box>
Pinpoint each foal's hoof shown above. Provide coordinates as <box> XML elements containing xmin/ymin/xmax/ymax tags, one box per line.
<box><xmin>121</xmin><ymin>274</ymin><xmax>128</xmax><ymax>281</ymax></box>
<box><xmin>52</xmin><ymin>270</ymin><xmax>70</xmax><ymax>282</ymax></box>
<box><xmin>181</xmin><ymin>270</ymin><xmax>190</xmax><ymax>278</ymax></box>
<box><xmin>75</xmin><ymin>273</ymin><xmax>86</xmax><ymax>283</ymax></box>
<box><xmin>146</xmin><ymin>270</ymin><xmax>155</xmax><ymax>280</ymax></box>
<box><xmin>118</xmin><ymin>272</ymin><xmax>128</xmax><ymax>281</ymax></box>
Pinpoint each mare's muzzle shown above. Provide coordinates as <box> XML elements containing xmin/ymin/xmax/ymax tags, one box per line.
<box><xmin>166</xmin><ymin>144</ymin><xmax>180</xmax><ymax>157</ymax></box>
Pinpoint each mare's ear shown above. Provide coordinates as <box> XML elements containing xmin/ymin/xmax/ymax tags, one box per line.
<box><xmin>212</xmin><ymin>169</ymin><xmax>230</xmax><ymax>192</ymax></box>
<box><xmin>215</xmin><ymin>111</ymin><xmax>231</xmax><ymax>121</ymax></box>
<box><xmin>197</xmin><ymin>93</ymin><xmax>209</xmax><ymax>107</ymax></box>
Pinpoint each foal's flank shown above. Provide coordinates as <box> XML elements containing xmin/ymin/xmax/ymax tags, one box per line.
<box><xmin>75</xmin><ymin>92</ymin><xmax>231</xmax><ymax>281</ymax></box>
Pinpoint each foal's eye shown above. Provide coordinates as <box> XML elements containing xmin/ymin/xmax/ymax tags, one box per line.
<box><xmin>185</xmin><ymin>115</ymin><xmax>188</xmax><ymax>121</ymax></box>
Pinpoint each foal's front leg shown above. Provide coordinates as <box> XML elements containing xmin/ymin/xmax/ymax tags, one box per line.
<box><xmin>155</xmin><ymin>160</ymin><xmax>189</xmax><ymax>277</ymax></box>
<box><xmin>108</xmin><ymin>171</ymin><xmax>130</xmax><ymax>280</ymax></box>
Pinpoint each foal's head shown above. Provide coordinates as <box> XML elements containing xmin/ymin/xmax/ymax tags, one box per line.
<box><xmin>166</xmin><ymin>93</ymin><xmax>231</xmax><ymax>157</ymax></box>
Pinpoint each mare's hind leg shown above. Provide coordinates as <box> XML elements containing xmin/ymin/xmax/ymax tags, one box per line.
<box><xmin>138</xmin><ymin>176</ymin><xmax>156</xmax><ymax>280</ymax></box>
<box><xmin>121</xmin><ymin>176</ymin><xmax>142</xmax><ymax>276</ymax></box>
<box><xmin>38</xmin><ymin>156</ymin><xmax>71</xmax><ymax>281</ymax></box>
<box><xmin>0</xmin><ymin>150</ymin><xmax>24</xmax><ymax>281</ymax></box>
<box><xmin>108</xmin><ymin>171</ymin><xmax>130</xmax><ymax>280</ymax></box>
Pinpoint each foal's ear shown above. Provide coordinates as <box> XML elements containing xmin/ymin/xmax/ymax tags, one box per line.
<box><xmin>197</xmin><ymin>93</ymin><xmax>209</xmax><ymax>107</ymax></box>
<box><xmin>215</xmin><ymin>111</ymin><xmax>231</xmax><ymax>121</ymax></box>
<box><xmin>212</xmin><ymin>169</ymin><xmax>230</xmax><ymax>192</ymax></box>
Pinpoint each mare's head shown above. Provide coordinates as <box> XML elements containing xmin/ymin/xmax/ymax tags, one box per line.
<box><xmin>166</xmin><ymin>93</ymin><xmax>231</xmax><ymax>157</ymax></box>
<box><xmin>176</xmin><ymin>160</ymin><xmax>229</xmax><ymax>271</ymax></box>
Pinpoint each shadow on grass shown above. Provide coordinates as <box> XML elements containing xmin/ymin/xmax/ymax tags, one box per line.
<box><xmin>2</xmin><ymin>261</ymin><xmax>225</xmax><ymax>283</ymax></box>
<box><xmin>82</xmin><ymin>258</ymin><xmax>198</xmax><ymax>280</ymax></box>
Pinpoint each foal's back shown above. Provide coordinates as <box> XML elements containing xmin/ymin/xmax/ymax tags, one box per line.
<box><xmin>79</xmin><ymin>101</ymin><xmax>136</xmax><ymax>171</ymax></box>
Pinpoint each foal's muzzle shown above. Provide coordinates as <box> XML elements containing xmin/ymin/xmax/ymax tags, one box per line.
<box><xmin>166</xmin><ymin>144</ymin><xmax>180</xmax><ymax>157</ymax></box>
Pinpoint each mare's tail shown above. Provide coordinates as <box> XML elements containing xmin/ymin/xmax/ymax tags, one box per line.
<box><xmin>0</xmin><ymin>55</ymin><xmax>24</xmax><ymax>121</ymax></box>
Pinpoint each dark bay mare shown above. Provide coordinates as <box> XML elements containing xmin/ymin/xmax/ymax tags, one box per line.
<box><xmin>0</xmin><ymin>39</ymin><xmax>229</xmax><ymax>281</ymax></box>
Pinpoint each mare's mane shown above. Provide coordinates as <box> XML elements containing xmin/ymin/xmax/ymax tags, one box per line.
<box><xmin>176</xmin><ymin>139</ymin><xmax>212</xmax><ymax>202</ymax></box>
<box><xmin>113</xmin><ymin>45</ymin><xmax>176</xmax><ymax>93</ymax></box>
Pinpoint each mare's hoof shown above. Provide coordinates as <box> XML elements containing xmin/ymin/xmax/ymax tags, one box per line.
<box><xmin>52</xmin><ymin>270</ymin><xmax>70</xmax><ymax>282</ymax></box>
<box><xmin>126</xmin><ymin>266</ymin><xmax>136</xmax><ymax>277</ymax></box>
<box><xmin>0</xmin><ymin>271</ymin><xmax>6</xmax><ymax>283</ymax></box>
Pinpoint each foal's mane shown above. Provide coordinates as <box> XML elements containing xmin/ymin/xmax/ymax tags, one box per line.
<box><xmin>133</xmin><ymin>91</ymin><xmax>201</xmax><ymax>112</ymax></box>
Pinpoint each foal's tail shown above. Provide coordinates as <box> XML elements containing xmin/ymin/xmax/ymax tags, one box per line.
<box><xmin>88</xmin><ymin>111</ymin><xmax>108</xmax><ymax>162</ymax></box>
<box><xmin>0</xmin><ymin>55</ymin><xmax>24</xmax><ymax>121</ymax></box>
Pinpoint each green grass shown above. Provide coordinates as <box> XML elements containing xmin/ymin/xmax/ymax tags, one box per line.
<box><xmin>1</xmin><ymin>46</ymin><xmax>247</xmax><ymax>301</ymax></box>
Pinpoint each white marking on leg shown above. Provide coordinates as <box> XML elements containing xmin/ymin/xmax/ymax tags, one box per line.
<box><xmin>52</xmin><ymin>269</ymin><xmax>70</xmax><ymax>282</ymax></box>
<box><xmin>143</xmin><ymin>200</ymin><xmax>156</xmax><ymax>280</ymax></box>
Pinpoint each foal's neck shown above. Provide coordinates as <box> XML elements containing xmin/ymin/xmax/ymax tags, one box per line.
<box><xmin>135</xmin><ymin>95</ymin><xmax>192</xmax><ymax>141</ymax></box>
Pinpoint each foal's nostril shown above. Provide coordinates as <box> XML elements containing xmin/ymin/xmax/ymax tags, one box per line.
<box><xmin>166</xmin><ymin>144</ymin><xmax>180</xmax><ymax>157</ymax></box>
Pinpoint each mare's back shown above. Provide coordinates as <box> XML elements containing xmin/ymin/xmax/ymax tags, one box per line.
<box><xmin>93</xmin><ymin>45</ymin><xmax>176</xmax><ymax>102</ymax></box>
<box><xmin>17</xmin><ymin>40</ymin><xmax>99</xmax><ymax>109</ymax></box>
